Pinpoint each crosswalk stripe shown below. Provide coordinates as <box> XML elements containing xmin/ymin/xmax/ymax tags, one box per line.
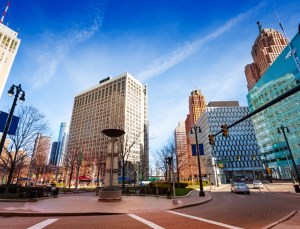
<box><xmin>27</xmin><ymin>219</ymin><xmax>59</xmax><ymax>229</ymax></box>
<box><xmin>167</xmin><ymin>211</ymin><xmax>244</xmax><ymax>229</ymax></box>
<box><xmin>128</xmin><ymin>214</ymin><xmax>165</xmax><ymax>229</ymax></box>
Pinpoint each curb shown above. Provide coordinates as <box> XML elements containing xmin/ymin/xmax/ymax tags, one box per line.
<box><xmin>261</xmin><ymin>210</ymin><xmax>297</xmax><ymax>229</ymax></box>
<box><xmin>0</xmin><ymin>192</ymin><xmax>212</xmax><ymax>217</ymax></box>
<box><xmin>0</xmin><ymin>212</ymin><xmax>123</xmax><ymax>217</ymax></box>
<box><xmin>171</xmin><ymin>192</ymin><xmax>212</xmax><ymax>210</ymax></box>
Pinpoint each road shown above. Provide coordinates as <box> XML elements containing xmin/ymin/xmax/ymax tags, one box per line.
<box><xmin>1</xmin><ymin>188</ymin><xmax>299</xmax><ymax>229</ymax></box>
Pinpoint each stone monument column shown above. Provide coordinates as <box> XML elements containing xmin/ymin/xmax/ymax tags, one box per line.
<box><xmin>98</xmin><ymin>129</ymin><xmax>125</xmax><ymax>201</ymax></box>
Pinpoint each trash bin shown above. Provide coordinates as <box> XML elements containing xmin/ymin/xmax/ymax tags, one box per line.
<box><xmin>51</xmin><ymin>187</ymin><xmax>59</xmax><ymax>197</ymax></box>
<box><xmin>29</xmin><ymin>191</ymin><xmax>37</xmax><ymax>199</ymax></box>
<box><xmin>96</xmin><ymin>187</ymin><xmax>101</xmax><ymax>196</ymax></box>
<box><xmin>293</xmin><ymin>184</ymin><xmax>300</xmax><ymax>193</ymax></box>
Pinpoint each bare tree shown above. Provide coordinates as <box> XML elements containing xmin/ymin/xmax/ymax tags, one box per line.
<box><xmin>0</xmin><ymin>106</ymin><xmax>50</xmax><ymax>185</ymax></box>
<box><xmin>118</xmin><ymin>131</ymin><xmax>143</xmax><ymax>192</ymax></box>
<box><xmin>62</xmin><ymin>146</ymin><xmax>81</xmax><ymax>190</ymax></box>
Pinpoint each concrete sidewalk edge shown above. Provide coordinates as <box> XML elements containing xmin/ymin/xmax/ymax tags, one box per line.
<box><xmin>261</xmin><ymin>210</ymin><xmax>297</xmax><ymax>229</ymax></box>
<box><xmin>0</xmin><ymin>192</ymin><xmax>212</xmax><ymax>217</ymax></box>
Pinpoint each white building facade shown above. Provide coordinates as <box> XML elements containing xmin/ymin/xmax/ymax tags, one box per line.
<box><xmin>196</xmin><ymin>101</ymin><xmax>264</xmax><ymax>185</ymax></box>
<box><xmin>67</xmin><ymin>73</ymin><xmax>149</xmax><ymax>180</ymax></box>
<box><xmin>0</xmin><ymin>23</ymin><xmax>21</xmax><ymax>99</ymax></box>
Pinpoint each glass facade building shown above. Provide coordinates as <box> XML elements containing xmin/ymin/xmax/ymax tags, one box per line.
<box><xmin>247</xmin><ymin>33</ymin><xmax>300</xmax><ymax>180</ymax></box>
<box><xmin>197</xmin><ymin>102</ymin><xmax>263</xmax><ymax>185</ymax></box>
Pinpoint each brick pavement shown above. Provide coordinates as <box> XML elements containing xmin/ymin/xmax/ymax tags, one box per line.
<box><xmin>0</xmin><ymin>183</ymin><xmax>299</xmax><ymax>228</ymax></box>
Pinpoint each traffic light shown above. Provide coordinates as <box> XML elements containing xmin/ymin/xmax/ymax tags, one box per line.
<box><xmin>237</xmin><ymin>155</ymin><xmax>241</xmax><ymax>161</ymax></box>
<box><xmin>221</xmin><ymin>124</ymin><xmax>229</xmax><ymax>137</ymax></box>
<box><xmin>252</xmin><ymin>155</ymin><xmax>256</xmax><ymax>160</ymax></box>
<box><xmin>208</xmin><ymin>134</ymin><xmax>214</xmax><ymax>145</ymax></box>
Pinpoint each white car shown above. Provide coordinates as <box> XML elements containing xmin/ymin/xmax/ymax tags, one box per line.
<box><xmin>231</xmin><ymin>182</ymin><xmax>250</xmax><ymax>194</ymax></box>
<box><xmin>253</xmin><ymin>180</ymin><xmax>264</xmax><ymax>189</ymax></box>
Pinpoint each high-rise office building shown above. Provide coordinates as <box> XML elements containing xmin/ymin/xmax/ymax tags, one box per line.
<box><xmin>245</xmin><ymin>22</ymin><xmax>288</xmax><ymax>91</ymax></box>
<box><xmin>56</xmin><ymin>122</ymin><xmax>69</xmax><ymax>166</ymax></box>
<box><xmin>174</xmin><ymin>121</ymin><xmax>190</xmax><ymax>180</ymax></box>
<box><xmin>49</xmin><ymin>122</ymin><xmax>69</xmax><ymax>166</ymax></box>
<box><xmin>189</xmin><ymin>90</ymin><xmax>206</xmax><ymax>124</ymax></box>
<box><xmin>0</xmin><ymin>20</ymin><xmax>21</xmax><ymax>99</ymax></box>
<box><xmin>181</xmin><ymin>90</ymin><xmax>207</xmax><ymax>181</ymax></box>
<box><xmin>67</xmin><ymin>72</ymin><xmax>149</xmax><ymax>180</ymax></box>
<box><xmin>196</xmin><ymin>101</ymin><xmax>263</xmax><ymax>185</ymax></box>
<box><xmin>247</xmin><ymin>31</ymin><xmax>300</xmax><ymax>180</ymax></box>
<box><xmin>49</xmin><ymin>141</ymin><xmax>58</xmax><ymax>165</ymax></box>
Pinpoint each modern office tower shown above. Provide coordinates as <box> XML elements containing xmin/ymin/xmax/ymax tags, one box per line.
<box><xmin>174</xmin><ymin>121</ymin><xmax>190</xmax><ymax>180</ymax></box>
<box><xmin>245</xmin><ymin>22</ymin><xmax>288</xmax><ymax>91</ymax></box>
<box><xmin>67</xmin><ymin>72</ymin><xmax>149</xmax><ymax>180</ymax></box>
<box><xmin>196</xmin><ymin>101</ymin><xmax>263</xmax><ymax>185</ymax></box>
<box><xmin>247</xmin><ymin>31</ymin><xmax>300</xmax><ymax>180</ymax></box>
<box><xmin>49</xmin><ymin>141</ymin><xmax>58</xmax><ymax>165</ymax></box>
<box><xmin>0</xmin><ymin>21</ymin><xmax>21</xmax><ymax>99</ymax></box>
<box><xmin>56</xmin><ymin>122</ymin><xmax>69</xmax><ymax>166</ymax></box>
<box><xmin>49</xmin><ymin>122</ymin><xmax>70</xmax><ymax>166</ymax></box>
<box><xmin>189</xmin><ymin>90</ymin><xmax>206</xmax><ymax>124</ymax></box>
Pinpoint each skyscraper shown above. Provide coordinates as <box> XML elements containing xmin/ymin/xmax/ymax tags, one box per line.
<box><xmin>56</xmin><ymin>122</ymin><xmax>69</xmax><ymax>166</ymax></box>
<box><xmin>188</xmin><ymin>90</ymin><xmax>206</xmax><ymax>124</ymax></box>
<box><xmin>182</xmin><ymin>90</ymin><xmax>207</xmax><ymax>181</ymax></box>
<box><xmin>0</xmin><ymin>18</ymin><xmax>21</xmax><ymax>99</ymax></box>
<box><xmin>247</xmin><ymin>31</ymin><xmax>300</xmax><ymax>180</ymax></box>
<box><xmin>174</xmin><ymin>121</ymin><xmax>189</xmax><ymax>180</ymax></box>
<box><xmin>245</xmin><ymin>22</ymin><xmax>288</xmax><ymax>91</ymax></box>
<box><xmin>67</xmin><ymin>72</ymin><xmax>149</xmax><ymax>180</ymax></box>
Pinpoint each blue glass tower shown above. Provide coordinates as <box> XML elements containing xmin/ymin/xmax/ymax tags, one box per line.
<box><xmin>247</xmin><ymin>33</ymin><xmax>300</xmax><ymax>180</ymax></box>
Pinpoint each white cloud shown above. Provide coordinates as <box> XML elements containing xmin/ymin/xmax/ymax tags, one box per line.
<box><xmin>136</xmin><ymin>2</ymin><xmax>265</xmax><ymax>83</ymax></box>
<box><xmin>29</xmin><ymin>7</ymin><xmax>104</xmax><ymax>90</ymax></box>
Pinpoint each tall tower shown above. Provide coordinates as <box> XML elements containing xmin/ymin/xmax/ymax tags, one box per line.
<box><xmin>0</xmin><ymin>2</ymin><xmax>21</xmax><ymax>99</ymax></box>
<box><xmin>67</xmin><ymin>73</ymin><xmax>149</xmax><ymax>179</ymax></box>
<box><xmin>245</xmin><ymin>22</ymin><xmax>288</xmax><ymax>91</ymax></box>
<box><xmin>188</xmin><ymin>90</ymin><xmax>206</xmax><ymax>125</ymax></box>
<box><xmin>174</xmin><ymin>121</ymin><xmax>189</xmax><ymax>180</ymax></box>
<box><xmin>56</xmin><ymin>122</ymin><xmax>69</xmax><ymax>166</ymax></box>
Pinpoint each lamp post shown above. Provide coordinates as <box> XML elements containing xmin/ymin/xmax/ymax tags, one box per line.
<box><xmin>0</xmin><ymin>84</ymin><xmax>25</xmax><ymax>156</ymax></box>
<box><xmin>190</xmin><ymin>126</ymin><xmax>205</xmax><ymax>197</ymax></box>
<box><xmin>283</xmin><ymin>151</ymin><xmax>296</xmax><ymax>183</ymax></box>
<box><xmin>278</xmin><ymin>125</ymin><xmax>300</xmax><ymax>184</ymax></box>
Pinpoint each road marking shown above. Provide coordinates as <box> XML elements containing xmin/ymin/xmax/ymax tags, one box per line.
<box><xmin>234</xmin><ymin>194</ymin><xmax>246</xmax><ymax>198</ymax></box>
<box><xmin>128</xmin><ymin>214</ymin><xmax>165</xmax><ymax>229</ymax></box>
<box><xmin>167</xmin><ymin>211</ymin><xmax>244</xmax><ymax>229</ymax></box>
<box><xmin>27</xmin><ymin>219</ymin><xmax>59</xmax><ymax>229</ymax></box>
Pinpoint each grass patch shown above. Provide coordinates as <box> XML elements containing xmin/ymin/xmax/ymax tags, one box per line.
<box><xmin>175</xmin><ymin>188</ymin><xmax>193</xmax><ymax>196</ymax></box>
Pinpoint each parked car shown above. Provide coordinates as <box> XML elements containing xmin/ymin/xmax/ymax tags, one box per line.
<box><xmin>231</xmin><ymin>182</ymin><xmax>250</xmax><ymax>194</ymax></box>
<box><xmin>253</xmin><ymin>180</ymin><xmax>264</xmax><ymax>189</ymax></box>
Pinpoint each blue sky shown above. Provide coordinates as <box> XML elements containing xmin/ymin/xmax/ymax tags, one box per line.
<box><xmin>0</xmin><ymin>0</ymin><xmax>299</xmax><ymax>160</ymax></box>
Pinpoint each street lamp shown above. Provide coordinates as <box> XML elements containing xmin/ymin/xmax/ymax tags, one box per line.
<box><xmin>0</xmin><ymin>84</ymin><xmax>25</xmax><ymax>156</ymax></box>
<box><xmin>277</xmin><ymin>125</ymin><xmax>300</xmax><ymax>184</ymax></box>
<box><xmin>283</xmin><ymin>151</ymin><xmax>296</xmax><ymax>183</ymax></box>
<box><xmin>190</xmin><ymin>126</ymin><xmax>205</xmax><ymax>197</ymax></box>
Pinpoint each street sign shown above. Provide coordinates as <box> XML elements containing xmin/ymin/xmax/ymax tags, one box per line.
<box><xmin>192</xmin><ymin>144</ymin><xmax>204</xmax><ymax>156</ymax></box>
<box><xmin>0</xmin><ymin>111</ymin><xmax>20</xmax><ymax>135</ymax></box>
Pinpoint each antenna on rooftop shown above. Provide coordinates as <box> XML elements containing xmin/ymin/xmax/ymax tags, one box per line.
<box><xmin>257</xmin><ymin>21</ymin><xmax>262</xmax><ymax>33</ymax></box>
<box><xmin>0</xmin><ymin>1</ymin><xmax>10</xmax><ymax>24</ymax></box>
<box><xmin>275</xmin><ymin>11</ymin><xmax>300</xmax><ymax>73</ymax></box>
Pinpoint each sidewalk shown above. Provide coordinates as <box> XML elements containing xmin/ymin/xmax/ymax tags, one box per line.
<box><xmin>0</xmin><ymin>190</ymin><xmax>212</xmax><ymax>216</ymax></box>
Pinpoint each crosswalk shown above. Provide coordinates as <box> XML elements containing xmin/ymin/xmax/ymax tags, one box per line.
<box><xmin>23</xmin><ymin>211</ymin><xmax>244</xmax><ymax>229</ymax></box>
